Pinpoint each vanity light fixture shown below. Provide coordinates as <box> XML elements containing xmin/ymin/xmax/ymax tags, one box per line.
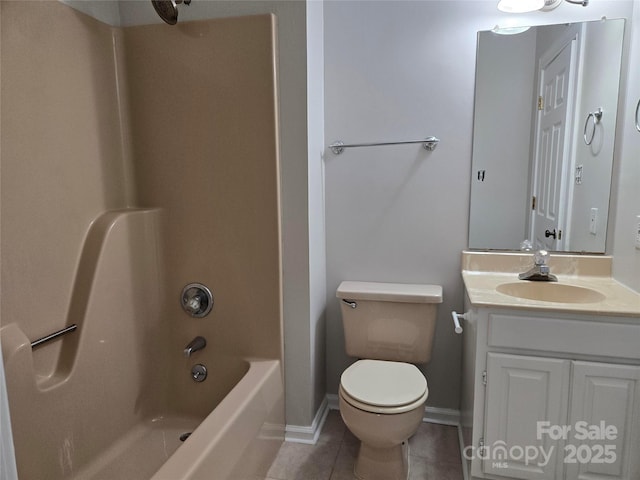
<box><xmin>543</xmin><ymin>0</ymin><xmax>589</xmax><ymax>9</ymax></box>
<box><xmin>498</xmin><ymin>0</ymin><xmax>588</xmax><ymax>12</ymax></box>
<box><xmin>492</xmin><ymin>25</ymin><xmax>531</xmax><ymax>35</ymax></box>
<box><xmin>497</xmin><ymin>0</ymin><xmax>544</xmax><ymax>13</ymax></box>
<box><xmin>541</xmin><ymin>0</ymin><xmax>563</xmax><ymax>9</ymax></box>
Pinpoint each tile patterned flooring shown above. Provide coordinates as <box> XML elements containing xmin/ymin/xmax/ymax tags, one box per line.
<box><xmin>266</xmin><ymin>411</ymin><xmax>463</xmax><ymax>480</ymax></box>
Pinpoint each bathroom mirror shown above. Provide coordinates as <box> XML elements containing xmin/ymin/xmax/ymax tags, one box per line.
<box><xmin>468</xmin><ymin>18</ymin><xmax>625</xmax><ymax>253</ymax></box>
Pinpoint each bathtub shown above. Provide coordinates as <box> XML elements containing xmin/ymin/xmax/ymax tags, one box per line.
<box><xmin>72</xmin><ymin>358</ymin><xmax>285</xmax><ymax>480</ymax></box>
<box><xmin>1</xmin><ymin>211</ymin><xmax>284</xmax><ymax>479</ymax></box>
<box><xmin>2</xmin><ymin>319</ymin><xmax>283</xmax><ymax>480</ymax></box>
<box><xmin>152</xmin><ymin>359</ymin><xmax>284</xmax><ymax>480</ymax></box>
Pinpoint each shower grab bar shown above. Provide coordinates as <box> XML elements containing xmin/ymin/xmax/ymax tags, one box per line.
<box><xmin>635</xmin><ymin>99</ymin><xmax>640</xmax><ymax>132</ymax></box>
<box><xmin>329</xmin><ymin>136</ymin><xmax>440</xmax><ymax>155</ymax></box>
<box><xmin>31</xmin><ymin>324</ymin><xmax>77</xmax><ymax>349</ymax></box>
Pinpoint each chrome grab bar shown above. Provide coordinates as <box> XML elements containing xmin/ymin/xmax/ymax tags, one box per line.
<box><xmin>329</xmin><ymin>136</ymin><xmax>440</xmax><ymax>155</ymax></box>
<box><xmin>31</xmin><ymin>324</ymin><xmax>77</xmax><ymax>349</ymax></box>
<box><xmin>635</xmin><ymin>99</ymin><xmax>640</xmax><ymax>133</ymax></box>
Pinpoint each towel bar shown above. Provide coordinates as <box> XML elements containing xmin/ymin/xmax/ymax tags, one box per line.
<box><xmin>329</xmin><ymin>136</ymin><xmax>439</xmax><ymax>155</ymax></box>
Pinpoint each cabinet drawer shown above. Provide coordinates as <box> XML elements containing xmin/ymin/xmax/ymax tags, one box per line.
<box><xmin>488</xmin><ymin>313</ymin><xmax>640</xmax><ymax>359</ymax></box>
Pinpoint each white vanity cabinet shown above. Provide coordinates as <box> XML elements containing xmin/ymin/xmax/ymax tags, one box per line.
<box><xmin>565</xmin><ymin>362</ymin><xmax>640</xmax><ymax>480</ymax></box>
<box><xmin>461</xmin><ymin>299</ymin><xmax>640</xmax><ymax>480</ymax></box>
<box><xmin>483</xmin><ymin>353</ymin><xmax>571</xmax><ymax>480</ymax></box>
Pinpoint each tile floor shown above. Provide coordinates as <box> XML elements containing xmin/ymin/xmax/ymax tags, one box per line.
<box><xmin>265</xmin><ymin>411</ymin><xmax>463</xmax><ymax>480</ymax></box>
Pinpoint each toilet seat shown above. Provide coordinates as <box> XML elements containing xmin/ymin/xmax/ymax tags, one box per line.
<box><xmin>340</xmin><ymin>359</ymin><xmax>428</xmax><ymax>414</ymax></box>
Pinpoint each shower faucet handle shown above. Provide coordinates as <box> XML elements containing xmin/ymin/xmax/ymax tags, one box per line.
<box><xmin>185</xmin><ymin>296</ymin><xmax>201</xmax><ymax>314</ymax></box>
<box><xmin>181</xmin><ymin>283</ymin><xmax>214</xmax><ymax>317</ymax></box>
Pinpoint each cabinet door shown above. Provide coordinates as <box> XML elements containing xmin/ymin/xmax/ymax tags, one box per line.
<box><xmin>566</xmin><ymin>362</ymin><xmax>640</xmax><ymax>480</ymax></box>
<box><xmin>484</xmin><ymin>353</ymin><xmax>570</xmax><ymax>480</ymax></box>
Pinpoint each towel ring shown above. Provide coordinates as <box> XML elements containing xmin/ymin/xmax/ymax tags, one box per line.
<box><xmin>583</xmin><ymin>108</ymin><xmax>603</xmax><ymax>146</ymax></box>
<box><xmin>635</xmin><ymin>99</ymin><xmax>640</xmax><ymax>133</ymax></box>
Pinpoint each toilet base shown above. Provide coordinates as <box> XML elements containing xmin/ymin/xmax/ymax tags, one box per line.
<box><xmin>354</xmin><ymin>440</ymin><xmax>409</xmax><ymax>480</ymax></box>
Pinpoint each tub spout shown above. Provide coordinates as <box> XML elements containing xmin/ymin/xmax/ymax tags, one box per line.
<box><xmin>184</xmin><ymin>336</ymin><xmax>206</xmax><ymax>357</ymax></box>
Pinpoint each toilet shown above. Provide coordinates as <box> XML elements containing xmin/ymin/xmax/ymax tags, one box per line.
<box><xmin>336</xmin><ymin>281</ymin><xmax>442</xmax><ymax>480</ymax></box>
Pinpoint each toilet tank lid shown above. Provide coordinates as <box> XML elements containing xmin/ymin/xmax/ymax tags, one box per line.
<box><xmin>336</xmin><ymin>281</ymin><xmax>443</xmax><ymax>304</ymax></box>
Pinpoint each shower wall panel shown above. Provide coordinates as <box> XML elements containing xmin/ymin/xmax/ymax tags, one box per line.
<box><xmin>1</xmin><ymin>5</ymin><xmax>282</xmax><ymax>474</ymax></box>
<box><xmin>0</xmin><ymin>0</ymin><xmax>131</xmax><ymax>377</ymax></box>
<box><xmin>122</xmin><ymin>14</ymin><xmax>282</xmax><ymax>411</ymax></box>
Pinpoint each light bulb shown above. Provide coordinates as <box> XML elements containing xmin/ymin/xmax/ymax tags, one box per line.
<box><xmin>492</xmin><ymin>25</ymin><xmax>532</xmax><ymax>35</ymax></box>
<box><xmin>497</xmin><ymin>0</ymin><xmax>545</xmax><ymax>13</ymax></box>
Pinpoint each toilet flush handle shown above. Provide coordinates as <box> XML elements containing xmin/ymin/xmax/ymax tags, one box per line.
<box><xmin>342</xmin><ymin>299</ymin><xmax>357</xmax><ymax>309</ymax></box>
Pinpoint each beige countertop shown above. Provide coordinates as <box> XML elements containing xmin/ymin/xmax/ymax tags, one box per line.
<box><xmin>462</xmin><ymin>251</ymin><xmax>640</xmax><ymax>317</ymax></box>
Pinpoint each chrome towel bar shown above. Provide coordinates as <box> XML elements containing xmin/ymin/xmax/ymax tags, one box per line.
<box><xmin>31</xmin><ymin>324</ymin><xmax>77</xmax><ymax>349</ymax></box>
<box><xmin>329</xmin><ymin>136</ymin><xmax>439</xmax><ymax>155</ymax></box>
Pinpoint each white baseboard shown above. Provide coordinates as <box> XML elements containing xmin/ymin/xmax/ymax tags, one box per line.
<box><xmin>287</xmin><ymin>394</ymin><xmax>461</xmax><ymax>442</ymax></box>
<box><xmin>327</xmin><ymin>393</ymin><xmax>339</xmax><ymax>410</ymax></box>
<box><xmin>284</xmin><ymin>396</ymin><xmax>330</xmax><ymax>444</ymax></box>
<box><xmin>458</xmin><ymin>424</ymin><xmax>470</xmax><ymax>480</ymax></box>
<box><xmin>422</xmin><ymin>406</ymin><xmax>460</xmax><ymax>426</ymax></box>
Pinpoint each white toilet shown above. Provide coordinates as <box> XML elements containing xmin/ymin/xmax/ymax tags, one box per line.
<box><xmin>336</xmin><ymin>281</ymin><xmax>442</xmax><ymax>480</ymax></box>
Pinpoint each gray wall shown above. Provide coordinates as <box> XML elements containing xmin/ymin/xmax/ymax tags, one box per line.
<box><xmin>568</xmin><ymin>20</ymin><xmax>625</xmax><ymax>252</ymax></box>
<box><xmin>612</xmin><ymin>0</ymin><xmax>640</xmax><ymax>292</ymax></box>
<box><xmin>470</xmin><ymin>28</ymin><xmax>536</xmax><ymax>250</ymax></box>
<box><xmin>323</xmin><ymin>0</ymin><xmax>635</xmax><ymax>410</ymax></box>
<box><xmin>306</xmin><ymin>0</ymin><xmax>329</xmax><ymax>424</ymax></box>
<box><xmin>323</xmin><ymin>1</ymin><xmax>476</xmax><ymax>409</ymax></box>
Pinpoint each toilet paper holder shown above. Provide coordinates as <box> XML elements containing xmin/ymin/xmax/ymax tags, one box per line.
<box><xmin>451</xmin><ymin>311</ymin><xmax>468</xmax><ymax>334</ymax></box>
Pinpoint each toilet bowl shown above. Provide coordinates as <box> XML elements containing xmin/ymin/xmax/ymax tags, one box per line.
<box><xmin>336</xmin><ymin>281</ymin><xmax>442</xmax><ymax>480</ymax></box>
<box><xmin>338</xmin><ymin>359</ymin><xmax>428</xmax><ymax>480</ymax></box>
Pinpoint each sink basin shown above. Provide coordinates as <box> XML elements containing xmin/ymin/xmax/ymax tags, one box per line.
<box><xmin>496</xmin><ymin>282</ymin><xmax>606</xmax><ymax>304</ymax></box>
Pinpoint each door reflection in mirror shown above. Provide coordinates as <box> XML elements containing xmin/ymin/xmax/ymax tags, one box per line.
<box><xmin>469</xmin><ymin>19</ymin><xmax>625</xmax><ymax>253</ymax></box>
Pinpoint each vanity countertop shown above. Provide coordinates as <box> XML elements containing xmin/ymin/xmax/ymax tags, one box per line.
<box><xmin>462</xmin><ymin>251</ymin><xmax>640</xmax><ymax>317</ymax></box>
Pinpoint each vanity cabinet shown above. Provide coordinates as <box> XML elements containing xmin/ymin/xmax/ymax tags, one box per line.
<box><xmin>461</xmin><ymin>301</ymin><xmax>640</xmax><ymax>480</ymax></box>
<box><xmin>483</xmin><ymin>353</ymin><xmax>570</xmax><ymax>479</ymax></box>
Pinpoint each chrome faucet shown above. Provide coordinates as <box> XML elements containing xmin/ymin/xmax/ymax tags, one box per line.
<box><xmin>518</xmin><ymin>250</ymin><xmax>558</xmax><ymax>282</ymax></box>
<box><xmin>184</xmin><ymin>336</ymin><xmax>206</xmax><ymax>357</ymax></box>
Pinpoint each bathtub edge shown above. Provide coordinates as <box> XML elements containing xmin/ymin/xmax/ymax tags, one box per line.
<box><xmin>150</xmin><ymin>358</ymin><xmax>284</xmax><ymax>480</ymax></box>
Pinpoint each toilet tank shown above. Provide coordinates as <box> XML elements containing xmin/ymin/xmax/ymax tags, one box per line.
<box><xmin>336</xmin><ymin>281</ymin><xmax>443</xmax><ymax>364</ymax></box>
